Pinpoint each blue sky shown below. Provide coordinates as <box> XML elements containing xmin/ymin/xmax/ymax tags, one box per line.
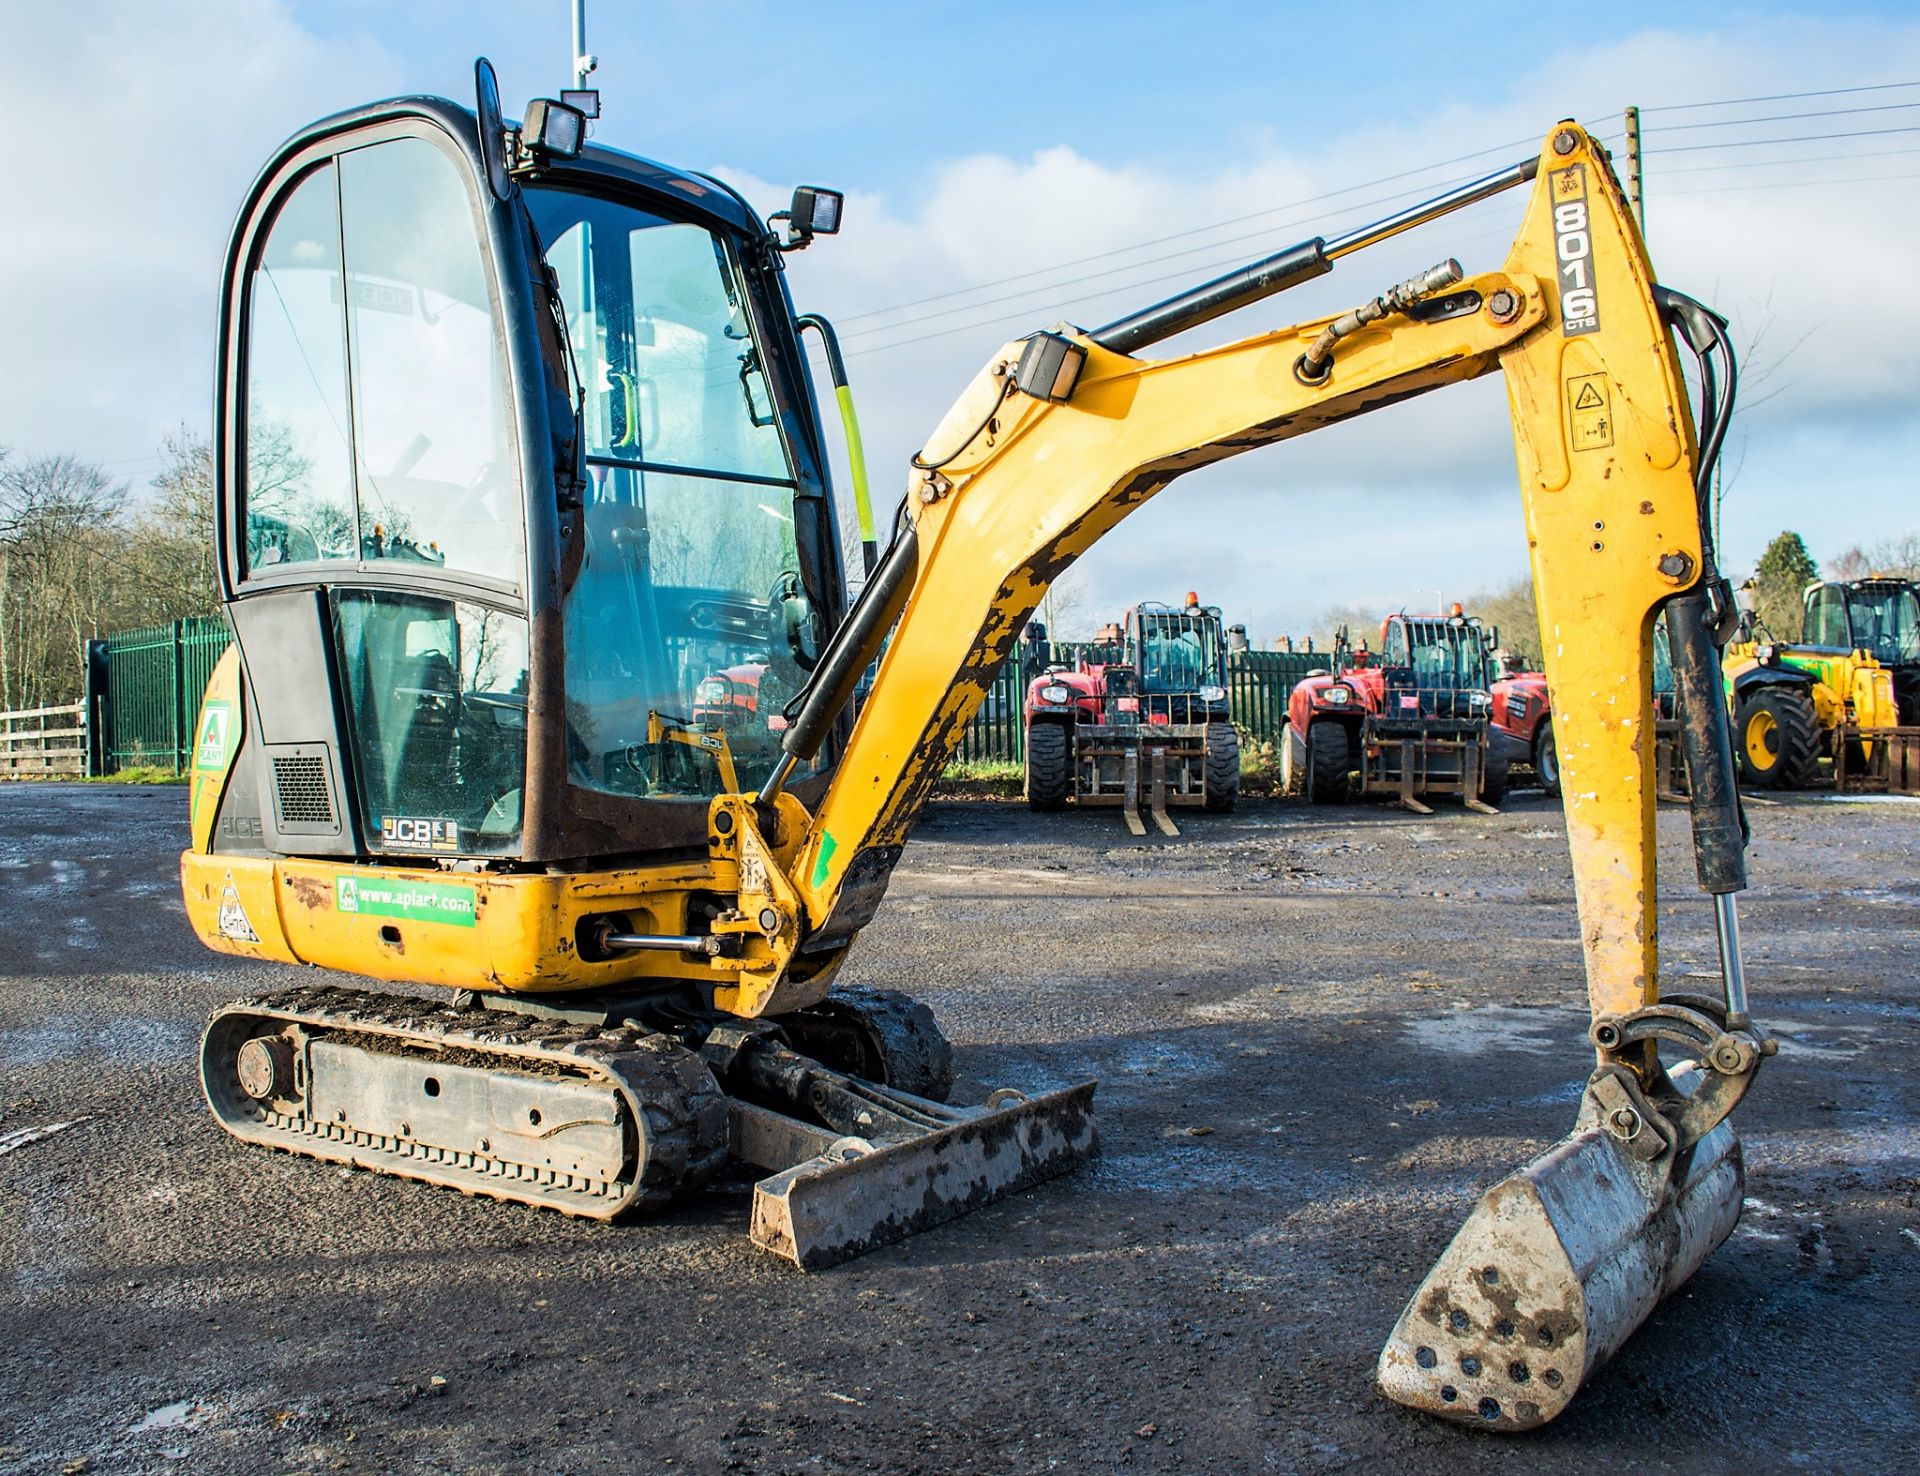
<box><xmin>4</xmin><ymin>1</ymin><xmax>1917</xmax><ymax>641</ymax></box>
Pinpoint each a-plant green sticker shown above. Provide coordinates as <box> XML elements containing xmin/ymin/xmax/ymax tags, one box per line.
<box><xmin>194</xmin><ymin>702</ymin><xmax>235</xmax><ymax>772</ymax></box>
<box><xmin>335</xmin><ymin>875</ymin><xmax>476</xmax><ymax>928</ymax></box>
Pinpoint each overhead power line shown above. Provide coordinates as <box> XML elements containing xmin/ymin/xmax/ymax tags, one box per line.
<box><xmin>1649</xmin><ymin>99</ymin><xmax>1920</xmax><ymax>132</ymax></box>
<box><xmin>834</xmin><ymin>161</ymin><xmax>1558</xmax><ymax>344</ymax></box>
<box><xmin>1646</xmin><ymin>144</ymin><xmax>1920</xmax><ymax>177</ymax></box>
<box><xmin>833</xmin><ymin>116</ymin><xmax>1619</xmax><ymax>327</ymax></box>
<box><xmin>1647</xmin><ymin>124</ymin><xmax>1920</xmax><ymax>154</ymax></box>
<box><xmin>1641</xmin><ymin>79</ymin><xmax>1920</xmax><ymax>113</ymax></box>
<box><xmin>826</xmin><ymin>83</ymin><xmax>1920</xmax><ymax>362</ymax></box>
<box><xmin>1659</xmin><ymin>170</ymin><xmax>1920</xmax><ymax>198</ymax></box>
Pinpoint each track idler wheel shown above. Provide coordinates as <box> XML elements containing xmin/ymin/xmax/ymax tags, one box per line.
<box><xmin>775</xmin><ymin>986</ymin><xmax>956</xmax><ymax>1102</ymax></box>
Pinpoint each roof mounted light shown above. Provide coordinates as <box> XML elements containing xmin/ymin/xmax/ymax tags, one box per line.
<box><xmin>770</xmin><ymin>185</ymin><xmax>845</xmax><ymax>251</ymax></box>
<box><xmin>521</xmin><ymin>97</ymin><xmax>587</xmax><ymax>162</ymax></box>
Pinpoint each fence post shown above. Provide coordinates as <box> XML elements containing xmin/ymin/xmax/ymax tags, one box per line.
<box><xmin>171</xmin><ymin>619</ymin><xmax>188</xmax><ymax>773</ymax></box>
<box><xmin>84</xmin><ymin>639</ymin><xmax>110</xmax><ymax>777</ymax></box>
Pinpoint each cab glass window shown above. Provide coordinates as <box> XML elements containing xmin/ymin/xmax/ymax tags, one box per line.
<box><xmin>1805</xmin><ymin>587</ymin><xmax>1848</xmax><ymax>648</ymax></box>
<box><xmin>333</xmin><ymin>591</ymin><xmax>529</xmax><ymax>855</ymax></box>
<box><xmin>528</xmin><ymin>189</ymin><xmax>825</xmax><ymax>802</ymax></box>
<box><xmin>1847</xmin><ymin>586</ymin><xmax>1920</xmax><ymax>663</ymax></box>
<box><xmin>339</xmin><ymin>138</ymin><xmax>521</xmax><ymax>583</ymax></box>
<box><xmin>244</xmin><ymin>163</ymin><xmax>357</xmax><ymax>569</ymax></box>
<box><xmin>241</xmin><ymin>137</ymin><xmax>520</xmax><ymax>586</ymax></box>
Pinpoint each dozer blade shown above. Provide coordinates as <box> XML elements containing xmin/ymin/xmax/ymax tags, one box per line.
<box><xmin>747</xmin><ymin>1081</ymin><xmax>1098</xmax><ymax>1271</ymax></box>
<box><xmin>1378</xmin><ymin>1091</ymin><xmax>1742</xmax><ymax>1430</ymax></box>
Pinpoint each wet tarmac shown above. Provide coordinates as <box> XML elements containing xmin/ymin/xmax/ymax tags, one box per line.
<box><xmin>1</xmin><ymin>783</ymin><xmax>1915</xmax><ymax>1473</ymax></box>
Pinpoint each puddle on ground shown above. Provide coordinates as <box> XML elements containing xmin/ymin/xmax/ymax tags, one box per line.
<box><xmin>131</xmin><ymin>1400</ymin><xmax>200</xmax><ymax>1433</ymax></box>
<box><xmin>1405</xmin><ymin>1003</ymin><xmax>1584</xmax><ymax>1058</ymax></box>
<box><xmin>1764</xmin><ymin>1020</ymin><xmax>1877</xmax><ymax>1061</ymax></box>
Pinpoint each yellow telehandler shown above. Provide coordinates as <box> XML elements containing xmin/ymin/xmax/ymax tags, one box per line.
<box><xmin>182</xmin><ymin>61</ymin><xmax>1769</xmax><ymax>1430</ymax></box>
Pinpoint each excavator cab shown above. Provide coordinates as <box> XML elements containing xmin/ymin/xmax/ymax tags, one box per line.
<box><xmin>187</xmin><ymin>67</ymin><xmax>1097</xmax><ymax>1271</ymax></box>
<box><xmin>206</xmin><ymin>84</ymin><xmax>847</xmax><ymax>868</ymax></box>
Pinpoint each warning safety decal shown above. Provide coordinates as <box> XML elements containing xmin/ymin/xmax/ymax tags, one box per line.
<box><xmin>1566</xmin><ymin>373</ymin><xmax>1614</xmax><ymax>452</ymax></box>
<box><xmin>217</xmin><ymin>871</ymin><xmax>260</xmax><ymax>943</ymax></box>
<box><xmin>1550</xmin><ymin>165</ymin><xmax>1600</xmax><ymax>336</ymax></box>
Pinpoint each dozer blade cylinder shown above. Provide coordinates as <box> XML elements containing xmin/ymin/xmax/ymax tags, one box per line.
<box><xmin>1379</xmin><ymin>1077</ymin><xmax>1742</xmax><ymax>1430</ymax></box>
<box><xmin>749</xmin><ymin>1081</ymin><xmax>1098</xmax><ymax>1271</ymax></box>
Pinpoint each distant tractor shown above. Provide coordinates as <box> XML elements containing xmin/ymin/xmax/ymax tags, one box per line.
<box><xmin>1284</xmin><ymin>606</ymin><xmax>1506</xmax><ymax>812</ymax></box>
<box><xmin>1023</xmin><ymin>595</ymin><xmax>1239</xmax><ymax>830</ymax></box>
<box><xmin>1722</xmin><ymin>578</ymin><xmax>1909</xmax><ymax>789</ymax></box>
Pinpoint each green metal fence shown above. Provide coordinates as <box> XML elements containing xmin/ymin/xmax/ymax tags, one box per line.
<box><xmin>89</xmin><ymin>614</ymin><xmax>1325</xmax><ymax>775</ymax></box>
<box><xmin>98</xmin><ymin>616</ymin><xmax>233</xmax><ymax>773</ymax></box>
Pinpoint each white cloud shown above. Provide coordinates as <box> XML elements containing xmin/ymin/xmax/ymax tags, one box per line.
<box><xmin>4</xmin><ymin>5</ymin><xmax>1914</xmax><ymax>642</ymax></box>
<box><xmin>0</xmin><ymin>1</ymin><xmax>401</xmax><ymax>480</ymax></box>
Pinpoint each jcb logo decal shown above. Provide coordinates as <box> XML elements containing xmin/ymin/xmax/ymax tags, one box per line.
<box><xmin>1550</xmin><ymin>166</ymin><xmax>1600</xmax><ymax>336</ymax></box>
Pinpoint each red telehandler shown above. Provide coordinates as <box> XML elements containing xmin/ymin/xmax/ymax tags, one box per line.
<box><xmin>1023</xmin><ymin>595</ymin><xmax>1238</xmax><ymax>832</ymax></box>
<box><xmin>1284</xmin><ymin>606</ymin><xmax>1507</xmax><ymax>811</ymax></box>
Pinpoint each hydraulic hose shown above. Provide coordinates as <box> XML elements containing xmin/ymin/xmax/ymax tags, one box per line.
<box><xmin>1656</xmin><ymin>286</ymin><xmax>1747</xmax><ymax>898</ymax></box>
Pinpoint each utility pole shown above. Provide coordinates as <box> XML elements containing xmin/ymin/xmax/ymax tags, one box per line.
<box><xmin>1624</xmin><ymin>105</ymin><xmax>1645</xmax><ymax>235</ymax></box>
<box><xmin>572</xmin><ymin>0</ymin><xmax>596</xmax><ymax>93</ymax></box>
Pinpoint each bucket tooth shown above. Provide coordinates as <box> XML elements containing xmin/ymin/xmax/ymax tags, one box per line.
<box><xmin>746</xmin><ymin>1081</ymin><xmax>1098</xmax><ymax>1271</ymax></box>
<box><xmin>1378</xmin><ymin>1078</ymin><xmax>1743</xmax><ymax>1430</ymax></box>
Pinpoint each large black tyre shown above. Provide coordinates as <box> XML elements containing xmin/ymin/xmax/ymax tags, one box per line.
<box><xmin>1306</xmin><ymin>720</ymin><xmax>1351</xmax><ymax>805</ymax></box>
<box><xmin>1024</xmin><ymin>721</ymin><xmax>1070</xmax><ymax>810</ymax></box>
<box><xmin>1479</xmin><ymin>741</ymin><xmax>1509</xmax><ymax>807</ymax></box>
<box><xmin>1734</xmin><ymin>685</ymin><xmax>1820</xmax><ymax>790</ymax></box>
<box><xmin>1203</xmin><ymin>723</ymin><xmax>1240</xmax><ymax>812</ymax></box>
<box><xmin>1533</xmin><ymin>724</ymin><xmax>1561</xmax><ymax>798</ymax></box>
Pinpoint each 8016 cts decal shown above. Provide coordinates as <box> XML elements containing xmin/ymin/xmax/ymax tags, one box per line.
<box><xmin>1550</xmin><ymin>165</ymin><xmax>1600</xmax><ymax>336</ymax></box>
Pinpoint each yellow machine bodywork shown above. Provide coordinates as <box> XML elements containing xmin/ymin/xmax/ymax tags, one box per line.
<box><xmin>187</xmin><ymin>648</ymin><xmax>817</xmax><ymax>1005</ymax></box>
<box><xmin>188</xmin><ymin>115</ymin><xmax>1770</xmax><ymax>1424</ymax></box>
<box><xmin>1723</xmin><ymin>639</ymin><xmax>1898</xmax><ymax>732</ymax></box>
<box><xmin>191</xmin><ymin>126</ymin><xmax>1693</xmax><ymax>1032</ymax></box>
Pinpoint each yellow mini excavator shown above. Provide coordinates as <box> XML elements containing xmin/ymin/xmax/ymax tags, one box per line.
<box><xmin>184</xmin><ymin>60</ymin><xmax>1769</xmax><ymax>1430</ymax></box>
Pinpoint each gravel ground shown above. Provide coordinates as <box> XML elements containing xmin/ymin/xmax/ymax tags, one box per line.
<box><xmin>1</xmin><ymin>782</ymin><xmax>1916</xmax><ymax>1475</ymax></box>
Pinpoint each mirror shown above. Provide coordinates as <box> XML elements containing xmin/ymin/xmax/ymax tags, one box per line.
<box><xmin>474</xmin><ymin>58</ymin><xmax>515</xmax><ymax>201</ymax></box>
<box><xmin>769</xmin><ymin>572</ymin><xmax>820</xmax><ymax>672</ymax></box>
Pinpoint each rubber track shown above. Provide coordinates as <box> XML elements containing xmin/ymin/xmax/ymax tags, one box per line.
<box><xmin>806</xmin><ymin>986</ymin><xmax>957</xmax><ymax>1102</ymax></box>
<box><xmin>202</xmin><ymin>985</ymin><xmax>729</xmax><ymax>1219</ymax></box>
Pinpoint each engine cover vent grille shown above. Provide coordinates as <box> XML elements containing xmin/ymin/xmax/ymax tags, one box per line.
<box><xmin>263</xmin><ymin>744</ymin><xmax>342</xmax><ymax>836</ymax></box>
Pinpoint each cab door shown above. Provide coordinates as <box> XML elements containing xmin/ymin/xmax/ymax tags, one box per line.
<box><xmin>218</xmin><ymin>115</ymin><xmax>538</xmax><ymax>860</ymax></box>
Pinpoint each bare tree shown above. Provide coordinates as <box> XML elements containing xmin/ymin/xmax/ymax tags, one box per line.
<box><xmin>1036</xmin><ymin>569</ymin><xmax>1091</xmax><ymax>642</ymax></box>
<box><xmin>127</xmin><ymin>429</ymin><xmax>220</xmax><ymax>620</ymax></box>
<box><xmin>1827</xmin><ymin>532</ymin><xmax>1920</xmax><ymax>582</ymax></box>
<box><xmin>0</xmin><ymin>453</ymin><xmax>133</xmax><ymax>708</ymax></box>
<box><xmin>1465</xmin><ymin>575</ymin><xmax>1545</xmax><ymax>669</ymax></box>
